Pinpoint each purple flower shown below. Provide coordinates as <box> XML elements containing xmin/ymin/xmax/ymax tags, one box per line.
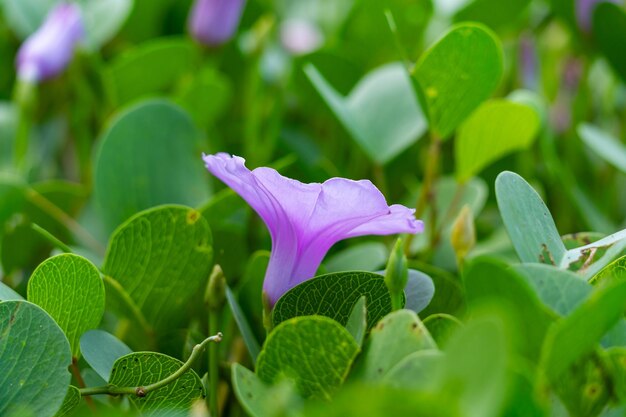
<box><xmin>203</xmin><ymin>153</ymin><xmax>424</xmax><ymax>304</ymax></box>
<box><xmin>16</xmin><ymin>3</ymin><xmax>84</xmax><ymax>83</ymax></box>
<box><xmin>576</xmin><ymin>0</ymin><xmax>618</xmax><ymax>31</ymax></box>
<box><xmin>188</xmin><ymin>0</ymin><xmax>246</xmax><ymax>46</ymax></box>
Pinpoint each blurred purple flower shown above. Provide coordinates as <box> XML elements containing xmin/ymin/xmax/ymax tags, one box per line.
<box><xmin>519</xmin><ymin>35</ymin><xmax>538</xmax><ymax>90</ymax></box>
<box><xmin>188</xmin><ymin>0</ymin><xmax>246</xmax><ymax>46</ymax></box>
<box><xmin>576</xmin><ymin>0</ymin><xmax>618</xmax><ymax>31</ymax></box>
<box><xmin>280</xmin><ymin>19</ymin><xmax>324</xmax><ymax>56</ymax></box>
<box><xmin>16</xmin><ymin>3</ymin><xmax>84</xmax><ymax>83</ymax></box>
<box><xmin>203</xmin><ymin>153</ymin><xmax>423</xmax><ymax>304</ymax></box>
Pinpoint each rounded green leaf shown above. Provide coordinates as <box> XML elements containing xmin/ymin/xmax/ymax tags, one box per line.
<box><xmin>257</xmin><ymin>316</ymin><xmax>360</xmax><ymax>399</ymax></box>
<box><xmin>455</xmin><ymin>99</ymin><xmax>540</xmax><ymax>182</ymax></box>
<box><xmin>103</xmin><ymin>205</ymin><xmax>213</xmax><ymax>332</ymax></box>
<box><xmin>412</xmin><ymin>23</ymin><xmax>503</xmax><ymax>139</ymax></box>
<box><xmin>27</xmin><ymin>253</ymin><xmax>105</xmax><ymax>358</ymax></box>
<box><xmin>53</xmin><ymin>386</ymin><xmax>80</xmax><ymax>417</ymax></box>
<box><xmin>108</xmin><ymin>352</ymin><xmax>204</xmax><ymax>413</ymax></box>
<box><xmin>272</xmin><ymin>271</ymin><xmax>398</xmax><ymax>331</ymax></box>
<box><xmin>80</xmin><ymin>330</ymin><xmax>132</xmax><ymax>381</ymax></box>
<box><xmin>94</xmin><ymin>100</ymin><xmax>210</xmax><ymax>232</ymax></box>
<box><xmin>0</xmin><ymin>300</ymin><xmax>72</xmax><ymax>417</ymax></box>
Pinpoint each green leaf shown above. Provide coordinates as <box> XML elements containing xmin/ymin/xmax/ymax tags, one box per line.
<box><xmin>80</xmin><ymin>330</ymin><xmax>132</xmax><ymax>381</ymax></box>
<box><xmin>103</xmin><ymin>205</ymin><xmax>213</xmax><ymax>332</ymax></box>
<box><xmin>382</xmin><ymin>350</ymin><xmax>444</xmax><ymax>390</ymax></box>
<box><xmin>0</xmin><ymin>281</ymin><xmax>23</xmax><ymax>301</ymax></box>
<box><xmin>455</xmin><ymin>99</ymin><xmax>540</xmax><ymax>182</ymax></box>
<box><xmin>0</xmin><ymin>301</ymin><xmax>72</xmax><ymax>417</ymax></box>
<box><xmin>423</xmin><ymin>313</ymin><xmax>462</xmax><ymax>347</ymax></box>
<box><xmin>351</xmin><ymin>310</ymin><xmax>436</xmax><ymax>382</ymax></box>
<box><xmin>94</xmin><ymin>100</ymin><xmax>209</xmax><ymax>232</ymax></box>
<box><xmin>1</xmin><ymin>0</ymin><xmax>131</xmax><ymax>48</ymax></box>
<box><xmin>257</xmin><ymin>316</ymin><xmax>359</xmax><ymax>399</ymax></box>
<box><xmin>107</xmin><ymin>38</ymin><xmax>198</xmax><ymax>105</ymax></box>
<box><xmin>495</xmin><ymin>171</ymin><xmax>567</xmax><ymax>264</ymax></box>
<box><xmin>514</xmin><ymin>264</ymin><xmax>591</xmax><ymax>316</ymax></box>
<box><xmin>578</xmin><ymin>123</ymin><xmax>626</xmax><ymax>174</ymax></box>
<box><xmin>412</xmin><ymin>23</ymin><xmax>503</xmax><ymax>139</ymax></box>
<box><xmin>27</xmin><ymin>254</ymin><xmax>105</xmax><ymax>357</ymax></box>
<box><xmin>305</xmin><ymin>62</ymin><xmax>427</xmax><ymax>164</ymax></box>
<box><xmin>606</xmin><ymin>348</ymin><xmax>626</xmax><ymax>402</ymax></box>
<box><xmin>0</xmin><ymin>103</ymin><xmax>16</xmax><ymax>172</ymax></box>
<box><xmin>403</xmin><ymin>269</ymin><xmax>435</xmax><ymax>313</ymax></box>
<box><xmin>418</xmin><ymin>265</ymin><xmax>465</xmax><ymax>317</ymax></box>
<box><xmin>345</xmin><ymin>296</ymin><xmax>367</xmax><ymax>346</ymax></box>
<box><xmin>108</xmin><ymin>352</ymin><xmax>204</xmax><ymax>413</ymax></box>
<box><xmin>324</xmin><ymin>242</ymin><xmax>388</xmax><ymax>273</ymax></box>
<box><xmin>453</xmin><ymin>0</ymin><xmax>531</xmax><ymax>30</ymax></box>
<box><xmin>226</xmin><ymin>286</ymin><xmax>261</xmax><ymax>362</ymax></box>
<box><xmin>175</xmin><ymin>67</ymin><xmax>232</xmax><ymax>129</ymax></box>
<box><xmin>53</xmin><ymin>386</ymin><xmax>80</xmax><ymax>417</ymax></box>
<box><xmin>0</xmin><ymin>175</ymin><xmax>25</xmax><ymax>227</ymax></box>
<box><xmin>463</xmin><ymin>258</ymin><xmax>552</xmax><ymax>361</ymax></box>
<box><xmin>593</xmin><ymin>3</ymin><xmax>626</xmax><ymax>83</ymax></box>
<box><xmin>592</xmin><ymin>255</ymin><xmax>626</xmax><ymax>285</ymax></box>
<box><xmin>541</xmin><ymin>280</ymin><xmax>626</xmax><ymax>382</ymax></box>
<box><xmin>272</xmin><ymin>271</ymin><xmax>397</xmax><ymax>331</ymax></box>
<box><xmin>232</xmin><ymin>363</ymin><xmax>302</xmax><ymax>417</ymax></box>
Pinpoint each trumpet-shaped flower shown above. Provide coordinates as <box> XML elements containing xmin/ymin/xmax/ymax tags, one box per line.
<box><xmin>16</xmin><ymin>3</ymin><xmax>84</xmax><ymax>82</ymax></box>
<box><xmin>203</xmin><ymin>153</ymin><xmax>424</xmax><ymax>304</ymax></box>
<box><xmin>188</xmin><ymin>0</ymin><xmax>246</xmax><ymax>46</ymax></box>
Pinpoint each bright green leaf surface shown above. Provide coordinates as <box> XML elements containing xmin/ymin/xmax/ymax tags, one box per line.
<box><xmin>80</xmin><ymin>330</ymin><xmax>132</xmax><ymax>381</ymax></box>
<box><xmin>496</xmin><ymin>171</ymin><xmax>567</xmax><ymax>264</ymax></box>
<box><xmin>0</xmin><ymin>301</ymin><xmax>72</xmax><ymax>417</ymax></box>
<box><xmin>306</xmin><ymin>62</ymin><xmax>427</xmax><ymax>164</ymax></box>
<box><xmin>27</xmin><ymin>254</ymin><xmax>105</xmax><ymax>357</ymax></box>
<box><xmin>53</xmin><ymin>386</ymin><xmax>80</xmax><ymax>417</ymax></box>
<box><xmin>272</xmin><ymin>271</ymin><xmax>397</xmax><ymax>331</ymax></box>
<box><xmin>541</xmin><ymin>280</ymin><xmax>626</xmax><ymax>382</ymax></box>
<box><xmin>592</xmin><ymin>254</ymin><xmax>626</xmax><ymax>285</ymax></box>
<box><xmin>103</xmin><ymin>205</ymin><xmax>213</xmax><ymax>331</ymax></box>
<box><xmin>94</xmin><ymin>100</ymin><xmax>210</xmax><ymax>232</ymax></box>
<box><xmin>578</xmin><ymin>123</ymin><xmax>626</xmax><ymax>174</ymax></box>
<box><xmin>351</xmin><ymin>310</ymin><xmax>436</xmax><ymax>382</ymax></box>
<box><xmin>456</xmin><ymin>99</ymin><xmax>540</xmax><ymax>182</ymax></box>
<box><xmin>108</xmin><ymin>352</ymin><xmax>204</xmax><ymax>413</ymax></box>
<box><xmin>454</xmin><ymin>0</ymin><xmax>531</xmax><ymax>30</ymax></box>
<box><xmin>412</xmin><ymin>23</ymin><xmax>503</xmax><ymax>139</ymax></box>
<box><xmin>257</xmin><ymin>316</ymin><xmax>359</xmax><ymax>399</ymax></box>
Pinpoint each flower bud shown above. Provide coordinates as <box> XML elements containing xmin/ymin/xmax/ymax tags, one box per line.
<box><xmin>385</xmin><ymin>237</ymin><xmax>408</xmax><ymax>311</ymax></box>
<box><xmin>15</xmin><ymin>3</ymin><xmax>84</xmax><ymax>83</ymax></box>
<box><xmin>188</xmin><ymin>0</ymin><xmax>246</xmax><ymax>46</ymax></box>
<box><xmin>450</xmin><ymin>205</ymin><xmax>476</xmax><ymax>265</ymax></box>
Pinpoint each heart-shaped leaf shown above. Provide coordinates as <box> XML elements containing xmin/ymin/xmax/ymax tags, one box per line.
<box><xmin>0</xmin><ymin>301</ymin><xmax>72</xmax><ymax>417</ymax></box>
<box><xmin>94</xmin><ymin>100</ymin><xmax>210</xmax><ymax>233</ymax></box>
<box><xmin>257</xmin><ymin>316</ymin><xmax>359</xmax><ymax>399</ymax></box>
<box><xmin>27</xmin><ymin>253</ymin><xmax>105</xmax><ymax>357</ymax></box>
<box><xmin>412</xmin><ymin>23</ymin><xmax>503</xmax><ymax>139</ymax></box>
<box><xmin>306</xmin><ymin>62</ymin><xmax>427</xmax><ymax>164</ymax></box>
<box><xmin>103</xmin><ymin>205</ymin><xmax>213</xmax><ymax>332</ymax></box>
<box><xmin>272</xmin><ymin>271</ymin><xmax>398</xmax><ymax>331</ymax></box>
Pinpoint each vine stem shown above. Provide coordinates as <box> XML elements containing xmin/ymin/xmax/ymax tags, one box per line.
<box><xmin>79</xmin><ymin>333</ymin><xmax>223</xmax><ymax>397</ymax></box>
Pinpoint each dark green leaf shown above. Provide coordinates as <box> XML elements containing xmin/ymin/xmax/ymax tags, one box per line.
<box><xmin>593</xmin><ymin>3</ymin><xmax>626</xmax><ymax>83</ymax></box>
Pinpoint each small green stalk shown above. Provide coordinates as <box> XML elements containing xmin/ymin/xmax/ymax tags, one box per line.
<box><xmin>13</xmin><ymin>79</ymin><xmax>37</xmax><ymax>175</ymax></box>
<box><xmin>385</xmin><ymin>238</ymin><xmax>409</xmax><ymax>311</ymax></box>
<box><xmin>205</xmin><ymin>265</ymin><xmax>226</xmax><ymax>417</ymax></box>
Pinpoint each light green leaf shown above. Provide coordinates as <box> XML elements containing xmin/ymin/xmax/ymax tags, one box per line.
<box><xmin>495</xmin><ymin>171</ymin><xmax>567</xmax><ymax>264</ymax></box>
<box><xmin>345</xmin><ymin>296</ymin><xmax>367</xmax><ymax>346</ymax></box>
<box><xmin>257</xmin><ymin>316</ymin><xmax>359</xmax><ymax>399</ymax></box>
<box><xmin>107</xmin><ymin>38</ymin><xmax>198</xmax><ymax>105</ymax></box>
<box><xmin>593</xmin><ymin>3</ymin><xmax>626</xmax><ymax>83</ymax></box>
<box><xmin>272</xmin><ymin>271</ymin><xmax>398</xmax><ymax>331</ymax></box>
<box><xmin>94</xmin><ymin>100</ymin><xmax>209</xmax><ymax>233</ymax></box>
<box><xmin>456</xmin><ymin>99</ymin><xmax>540</xmax><ymax>181</ymax></box>
<box><xmin>324</xmin><ymin>242</ymin><xmax>388</xmax><ymax>273</ymax></box>
<box><xmin>351</xmin><ymin>310</ymin><xmax>436</xmax><ymax>383</ymax></box>
<box><xmin>53</xmin><ymin>386</ymin><xmax>80</xmax><ymax>417</ymax></box>
<box><xmin>103</xmin><ymin>205</ymin><xmax>213</xmax><ymax>332</ymax></box>
<box><xmin>27</xmin><ymin>253</ymin><xmax>105</xmax><ymax>357</ymax></box>
<box><xmin>592</xmin><ymin>255</ymin><xmax>626</xmax><ymax>285</ymax></box>
<box><xmin>514</xmin><ymin>264</ymin><xmax>592</xmax><ymax>316</ymax></box>
<box><xmin>0</xmin><ymin>281</ymin><xmax>23</xmax><ymax>301</ymax></box>
<box><xmin>80</xmin><ymin>330</ymin><xmax>132</xmax><ymax>381</ymax></box>
<box><xmin>453</xmin><ymin>0</ymin><xmax>531</xmax><ymax>30</ymax></box>
<box><xmin>305</xmin><ymin>62</ymin><xmax>427</xmax><ymax>164</ymax></box>
<box><xmin>578</xmin><ymin>123</ymin><xmax>626</xmax><ymax>174</ymax></box>
<box><xmin>0</xmin><ymin>300</ymin><xmax>72</xmax><ymax>417</ymax></box>
<box><xmin>423</xmin><ymin>313</ymin><xmax>462</xmax><ymax>347</ymax></box>
<box><xmin>383</xmin><ymin>350</ymin><xmax>444</xmax><ymax>390</ymax></box>
<box><xmin>403</xmin><ymin>269</ymin><xmax>435</xmax><ymax>313</ymax></box>
<box><xmin>0</xmin><ymin>103</ymin><xmax>16</xmax><ymax>172</ymax></box>
<box><xmin>412</xmin><ymin>23</ymin><xmax>503</xmax><ymax>139</ymax></box>
<box><xmin>232</xmin><ymin>363</ymin><xmax>302</xmax><ymax>417</ymax></box>
<box><xmin>108</xmin><ymin>352</ymin><xmax>204</xmax><ymax>413</ymax></box>
<box><xmin>541</xmin><ymin>280</ymin><xmax>626</xmax><ymax>382</ymax></box>
<box><xmin>175</xmin><ymin>67</ymin><xmax>232</xmax><ymax>129</ymax></box>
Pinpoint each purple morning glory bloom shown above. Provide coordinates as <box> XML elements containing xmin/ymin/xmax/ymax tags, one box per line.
<box><xmin>15</xmin><ymin>3</ymin><xmax>84</xmax><ymax>83</ymax></box>
<box><xmin>576</xmin><ymin>0</ymin><xmax>618</xmax><ymax>31</ymax></box>
<box><xmin>188</xmin><ymin>0</ymin><xmax>246</xmax><ymax>46</ymax></box>
<box><xmin>203</xmin><ymin>153</ymin><xmax>424</xmax><ymax>304</ymax></box>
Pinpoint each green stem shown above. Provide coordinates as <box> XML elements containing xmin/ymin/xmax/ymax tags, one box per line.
<box><xmin>30</xmin><ymin>223</ymin><xmax>72</xmax><ymax>253</ymax></box>
<box><xmin>13</xmin><ymin>80</ymin><xmax>37</xmax><ymax>175</ymax></box>
<box><xmin>404</xmin><ymin>133</ymin><xmax>441</xmax><ymax>255</ymax></box>
<box><xmin>79</xmin><ymin>333</ymin><xmax>223</xmax><ymax>397</ymax></box>
<box><xmin>208</xmin><ymin>311</ymin><xmax>220</xmax><ymax>417</ymax></box>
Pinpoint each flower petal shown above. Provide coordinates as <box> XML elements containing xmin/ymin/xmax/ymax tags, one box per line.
<box><xmin>345</xmin><ymin>204</ymin><xmax>424</xmax><ymax>238</ymax></box>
